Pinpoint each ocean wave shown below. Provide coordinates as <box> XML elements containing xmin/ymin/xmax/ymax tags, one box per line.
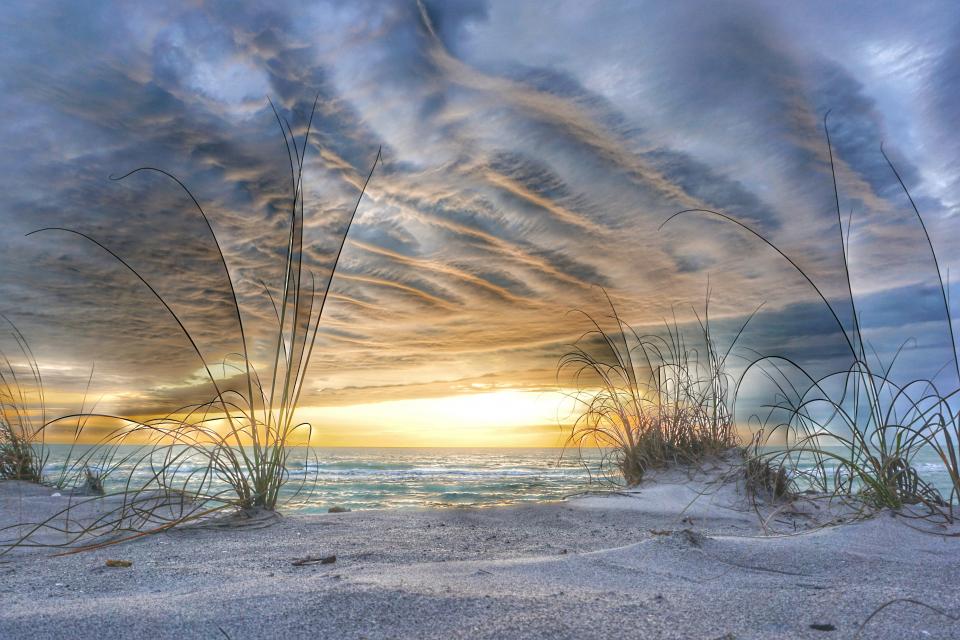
<box><xmin>289</xmin><ymin>466</ymin><xmax>588</xmax><ymax>479</ymax></box>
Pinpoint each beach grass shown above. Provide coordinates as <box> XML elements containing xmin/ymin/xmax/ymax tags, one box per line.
<box><xmin>559</xmin><ymin>291</ymin><xmax>751</xmax><ymax>485</ymax></box>
<box><xmin>2</xmin><ymin>98</ymin><xmax>380</xmax><ymax>551</ymax></box>
<box><xmin>663</xmin><ymin>113</ymin><xmax>959</xmax><ymax>518</ymax></box>
<box><xmin>0</xmin><ymin>325</ymin><xmax>126</xmax><ymax>498</ymax></box>
<box><xmin>0</xmin><ymin>317</ymin><xmax>48</xmax><ymax>484</ymax></box>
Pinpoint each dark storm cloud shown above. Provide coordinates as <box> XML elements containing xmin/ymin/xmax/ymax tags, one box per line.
<box><xmin>0</xmin><ymin>0</ymin><xmax>957</xmax><ymax>420</ymax></box>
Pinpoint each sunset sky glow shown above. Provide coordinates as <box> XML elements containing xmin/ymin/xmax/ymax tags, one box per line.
<box><xmin>1</xmin><ymin>1</ymin><xmax>958</xmax><ymax>446</ymax></box>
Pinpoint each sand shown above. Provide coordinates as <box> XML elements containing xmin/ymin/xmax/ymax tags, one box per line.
<box><xmin>1</xmin><ymin>462</ymin><xmax>958</xmax><ymax>640</ymax></box>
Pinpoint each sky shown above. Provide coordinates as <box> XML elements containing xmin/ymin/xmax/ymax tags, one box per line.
<box><xmin>0</xmin><ymin>1</ymin><xmax>958</xmax><ymax>446</ymax></box>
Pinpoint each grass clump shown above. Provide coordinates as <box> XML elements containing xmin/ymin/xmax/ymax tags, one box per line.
<box><xmin>664</xmin><ymin>113</ymin><xmax>959</xmax><ymax>518</ymax></box>
<box><xmin>0</xmin><ymin>317</ymin><xmax>47</xmax><ymax>483</ymax></box>
<box><xmin>3</xmin><ymin>98</ymin><xmax>381</xmax><ymax>552</ymax></box>
<box><xmin>0</xmin><ymin>325</ymin><xmax>113</xmax><ymax>494</ymax></box>
<box><xmin>559</xmin><ymin>291</ymin><xmax>750</xmax><ymax>486</ymax></box>
<box><xmin>742</xmin><ymin>434</ymin><xmax>792</xmax><ymax>501</ymax></box>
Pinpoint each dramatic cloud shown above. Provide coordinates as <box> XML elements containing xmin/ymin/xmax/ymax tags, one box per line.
<box><xmin>0</xmin><ymin>1</ymin><xmax>957</xmax><ymax>439</ymax></box>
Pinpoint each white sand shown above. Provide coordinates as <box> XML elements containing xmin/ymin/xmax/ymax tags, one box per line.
<box><xmin>1</xmin><ymin>462</ymin><xmax>958</xmax><ymax>639</ymax></box>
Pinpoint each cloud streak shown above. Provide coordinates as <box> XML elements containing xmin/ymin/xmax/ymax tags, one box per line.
<box><xmin>0</xmin><ymin>1</ymin><xmax>957</xmax><ymax>440</ymax></box>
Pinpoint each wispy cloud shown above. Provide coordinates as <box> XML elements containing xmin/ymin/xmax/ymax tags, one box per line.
<box><xmin>0</xmin><ymin>1</ymin><xmax>957</xmax><ymax>437</ymax></box>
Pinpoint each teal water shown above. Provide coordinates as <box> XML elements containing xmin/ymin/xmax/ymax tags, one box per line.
<box><xmin>41</xmin><ymin>446</ymin><xmax>603</xmax><ymax>513</ymax></box>
<box><xmin>39</xmin><ymin>444</ymin><xmax>956</xmax><ymax>512</ymax></box>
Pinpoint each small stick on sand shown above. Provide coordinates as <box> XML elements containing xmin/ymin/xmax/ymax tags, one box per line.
<box><xmin>291</xmin><ymin>554</ymin><xmax>336</xmax><ymax>566</ymax></box>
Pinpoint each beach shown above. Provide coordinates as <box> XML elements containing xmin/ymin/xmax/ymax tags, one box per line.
<box><xmin>1</xmin><ymin>2</ymin><xmax>958</xmax><ymax>639</ymax></box>
<box><xmin>2</xmin><ymin>464</ymin><xmax>958</xmax><ymax>640</ymax></box>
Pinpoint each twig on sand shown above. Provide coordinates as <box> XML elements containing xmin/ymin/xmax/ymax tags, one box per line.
<box><xmin>291</xmin><ymin>554</ymin><xmax>336</xmax><ymax>566</ymax></box>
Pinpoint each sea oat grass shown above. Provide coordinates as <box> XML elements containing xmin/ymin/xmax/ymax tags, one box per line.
<box><xmin>560</xmin><ymin>291</ymin><xmax>750</xmax><ymax>485</ymax></box>
<box><xmin>2</xmin><ymin>98</ymin><xmax>380</xmax><ymax>553</ymax></box>
<box><xmin>663</xmin><ymin>113</ymin><xmax>959</xmax><ymax>519</ymax></box>
<box><xmin>0</xmin><ymin>317</ymin><xmax>47</xmax><ymax>483</ymax></box>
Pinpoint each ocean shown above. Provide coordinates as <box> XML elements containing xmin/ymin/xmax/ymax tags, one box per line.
<box><xmin>42</xmin><ymin>445</ymin><xmax>603</xmax><ymax>514</ymax></box>
<box><xmin>280</xmin><ymin>447</ymin><xmax>603</xmax><ymax>512</ymax></box>
<box><xmin>39</xmin><ymin>444</ymin><xmax>956</xmax><ymax>513</ymax></box>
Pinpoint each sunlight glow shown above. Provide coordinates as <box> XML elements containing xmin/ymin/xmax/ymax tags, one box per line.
<box><xmin>298</xmin><ymin>389</ymin><xmax>579</xmax><ymax>447</ymax></box>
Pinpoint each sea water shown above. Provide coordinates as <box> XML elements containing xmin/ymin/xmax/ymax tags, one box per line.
<box><xmin>280</xmin><ymin>447</ymin><xmax>605</xmax><ymax>512</ymax></box>
<box><xmin>40</xmin><ymin>445</ymin><xmax>605</xmax><ymax>513</ymax></box>
<box><xmin>38</xmin><ymin>444</ymin><xmax>956</xmax><ymax>513</ymax></box>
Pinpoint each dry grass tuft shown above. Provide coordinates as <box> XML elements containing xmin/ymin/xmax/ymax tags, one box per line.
<box><xmin>559</xmin><ymin>291</ymin><xmax>750</xmax><ymax>485</ymax></box>
<box><xmin>663</xmin><ymin>113</ymin><xmax>959</xmax><ymax>519</ymax></box>
<box><xmin>0</xmin><ymin>317</ymin><xmax>47</xmax><ymax>483</ymax></box>
<box><xmin>2</xmin><ymin>98</ymin><xmax>381</xmax><ymax>553</ymax></box>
